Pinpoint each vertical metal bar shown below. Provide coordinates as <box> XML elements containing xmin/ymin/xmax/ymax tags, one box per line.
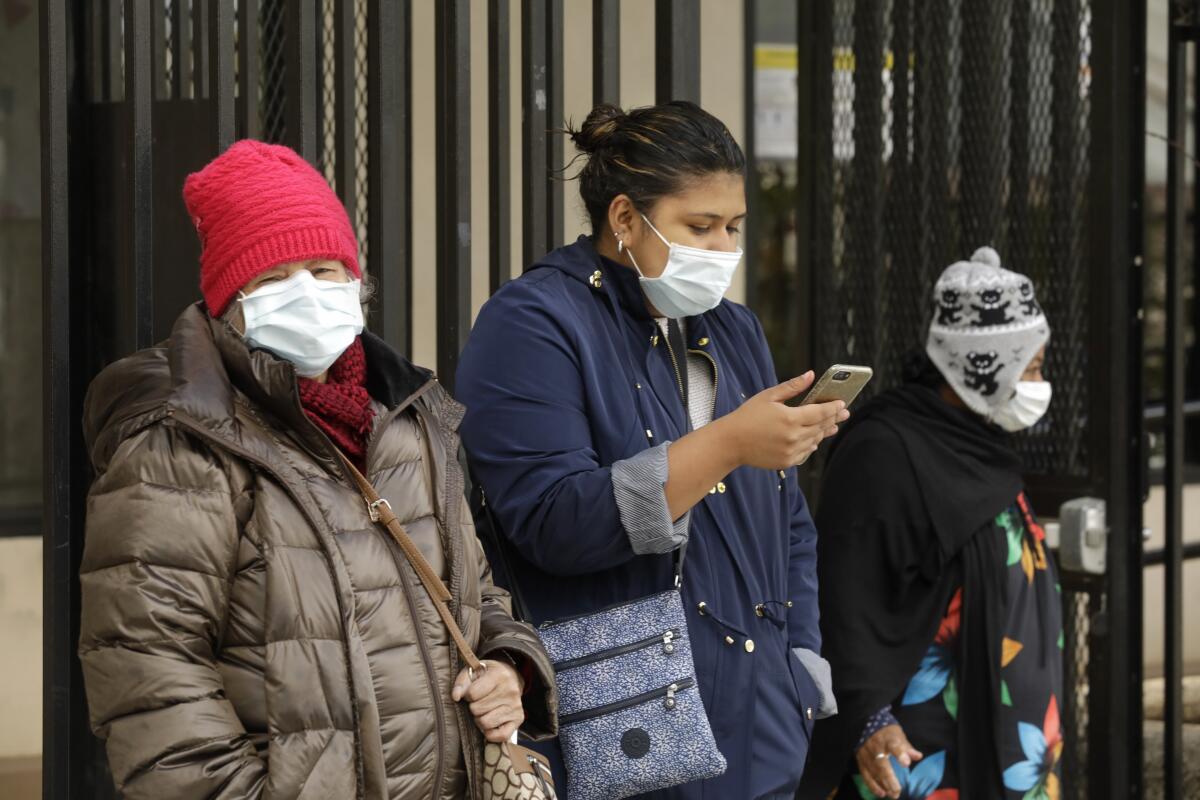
<box><xmin>172</xmin><ymin>0</ymin><xmax>192</xmax><ymax>99</ymax></box>
<box><xmin>238</xmin><ymin>0</ymin><xmax>261</xmax><ymax>138</ymax></box>
<box><xmin>436</xmin><ymin>0</ymin><xmax>471</xmax><ymax>387</ymax></box>
<box><xmin>334</xmin><ymin>0</ymin><xmax>357</xmax><ymax>217</ymax></box>
<box><xmin>285</xmin><ymin>0</ymin><xmax>319</xmax><ymax>163</ymax></box>
<box><xmin>41</xmin><ymin>4</ymin><xmax>92</xmax><ymax>797</ymax></box>
<box><xmin>546</xmin><ymin>0</ymin><xmax>563</xmax><ymax>250</ymax></box>
<box><xmin>126</xmin><ymin>0</ymin><xmax>155</xmax><ymax>348</ymax></box>
<box><xmin>211</xmin><ymin>0</ymin><xmax>236</xmax><ymax>150</ymax></box>
<box><xmin>1088</xmin><ymin>0</ymin><xmax>1146</xmax><ymax>796</ymax></box>
<box><xmin>104</xmin><ymin>0</ymin><xmax>122</xmax><ymax>101</ymax></box>
<box><xmin>194</xmin><ymin>0</ymin><xmax>211</xmax><ymax>98</ymax></box>
<box><xmin>153</xmin><ymin>0</ymin><xmax>167</xmax><ymax>99</ymax></box>
<box><xmin>593</xmin><ymin>0</ymin><xmax>620</xmax><ymax>106</ymax></box>
<box><xmin>655</xmin><ymin>0</ymin><xmax>700</xmax><ymax>103</ymax></box>
<box><xmin>489</xmin><ymin>0</ymin><xmax>512</xmax><ymax>293</ymax></box>
<box><xmin>85</xmin><ymin>2</ymin><xmax>104</xmax><ymax>102</ymax></box>
<box><xmin>742</xmin><ymin>0</ymin><xmax>757</xmax><ymax>312</ymax></box>
<box><xmin>367</xmin><ymin>0</ymin><xmax>411</xmax><ymax>354</ymax></box>
<box><xmin>1163</xmin><ymin>13</ymin><xmax>1186</xmax><ymax>799</ymax></box>
<box><xmin>522</xmin><ymin>0</ymin><xmax>549</xmax><ymax>266</ymax></box>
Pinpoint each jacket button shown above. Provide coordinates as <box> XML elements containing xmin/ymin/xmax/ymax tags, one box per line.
<box><xmin>698</xmin><ymin>602</ymin><xmax>709</xmax><ymax>615</ymax></box>
<box><xmin>709</xmin><ymin>486</ymin><xmax>718</xmax><ymax>495</ymax></box>
<box><xmin>646</xmin><ymin>429</ymin><xmax>654</xmax><ymax>439</ymax></box>
<box><xmin>778</xmin><ymin>470</ymin><xmax>787</xmax><ymax>479</ymax></box>
<box><xmin>589</xmin><ymin>270</ymin><xmax>603</xmax><ymax>288</ymax></box>
<box><xmin>697</xmin><ymin>337</ymin><xmax>710</xmax><ymax>346</ymax></box>
<box><xmin>755</xmin><ymin>604</ymin><xmax>765</xmax><ymax>617</ymax></box>
<box><xmin>635</xmin><ymin>382</ymin><xmax>642</xmax><ymax>390</ymax></box>
<box><xmin>716</xmin><ymin>481</ymin><xmax>727</xmax><ymax>494</ymax></box>
<box><xmin>744</xmin><ymin>639</ymin><xmax>755</xmax><ymax>653</ymax></box>
<box><xmin>651</xmin><ymin>335</ymin><xmax>659</xmax><ymax>346</ymax></box>
<box><xmin>725</xmin><ymin>636</ymin><xmax>735</xmax><ymax>645</ymax></box>
<box><xmin>806</xmin><ymin>707</ymin><xmax>814</xmax><ymax>720</ymax></box>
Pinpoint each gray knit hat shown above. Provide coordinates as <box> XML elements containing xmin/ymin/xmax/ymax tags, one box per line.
<box><xmin>925</xmin><ymin>246</ymin><xmax>1051</xmax><ymax>418</ymax></box>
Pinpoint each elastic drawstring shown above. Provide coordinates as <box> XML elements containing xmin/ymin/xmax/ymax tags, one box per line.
<box><xmin>754</xmin><ymin>600</ymin><xmax>793</xmax><ymax>628</ymax></box>
<box><xmin>696</xmin><ymin>601</ymin><xmax>747</xmax><ymax>640</ymax></box>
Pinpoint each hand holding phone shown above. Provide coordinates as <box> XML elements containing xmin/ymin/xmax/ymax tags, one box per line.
<box><xmin>720</xmin><ymin>370</ymin><xmax>856</xmax><ymax>470</ymax></box>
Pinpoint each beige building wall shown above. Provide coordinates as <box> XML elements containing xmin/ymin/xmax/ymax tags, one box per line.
<box><xmin>407</xmin><ymin>0</ymin><xmax>747</xmax><ymax>371</ymax></box>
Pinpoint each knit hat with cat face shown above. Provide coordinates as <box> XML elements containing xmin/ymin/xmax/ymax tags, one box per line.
<box><xmin>925</xmin><ymin>246</ymin><xmax>1051</xmax><ymax>418</ymax></box>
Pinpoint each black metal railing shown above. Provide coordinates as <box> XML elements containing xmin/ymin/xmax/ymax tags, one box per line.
<box><xmin>39</xmin><ymin>1</ymin><xmax>701</xmax><ymax>796</ymax></box>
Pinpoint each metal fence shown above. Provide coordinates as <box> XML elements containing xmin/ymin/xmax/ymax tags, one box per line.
<box><xmin>38</xmin><ymin>0</ymin><xmax>1152</xmax><ymax>797</ymax></box>
<box><xmin>790</xmin><ymin>0</ymin><xmax>1146</xmax><ymax>797</ymax></box>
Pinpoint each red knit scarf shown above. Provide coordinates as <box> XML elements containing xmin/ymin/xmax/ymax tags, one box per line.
<box><xmin>297</xmin><ymin>337</ymin><xmax>376</xmax><ymax>470</ymax></box>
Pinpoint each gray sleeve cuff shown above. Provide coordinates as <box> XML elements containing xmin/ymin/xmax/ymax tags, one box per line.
<box><xmin>612</xmin><ymin>442</ymin><xmax>690</xmax><ymax>556</ymax></box>
<box><xmin>792</xmin><ymin>647</ymin><xmax>838</xmax><ymax>719</ymax></box>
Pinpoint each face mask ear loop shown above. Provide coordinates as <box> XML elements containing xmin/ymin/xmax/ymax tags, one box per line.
<box><xmin>640</xmin><ymin>213</ymin><xmax>673</xmax><ymax>249</ymax></box>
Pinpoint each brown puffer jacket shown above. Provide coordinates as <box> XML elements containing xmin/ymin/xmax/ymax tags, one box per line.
<box><xmin>79</xmin><ymin>304</ymin><xmax>557</xmax><ymax>799</ymax></box>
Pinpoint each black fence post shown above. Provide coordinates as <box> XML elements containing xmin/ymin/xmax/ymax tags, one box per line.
<box><xmin>1163</xmin><ymin>8</ymin><xmax>1188</xmax><ymax>799</ymax></box>
<box><xmin>655</xmin><ymin>0</ymin><xmax>699</xmax><ymax>103</ymax></box>
<box><xmin>285</xmin><ymin>0</ymin><xmax>318</xmax><ymax>163</ymax></box>
<box><xmin>1089</xmin><ymin>0</ymin><xmax>1146</xmax><ymax>796</ymax></box>
<box><xmin>489</xmin><ymin>0</ymin><xmax>512</xmax><ymax>294</ymax></box>
<box><xmin>333</xmin><ymin>0</ymin><xmax>357</xmax><ymax>219</ymax></box>
<box><xmin>125</xmin><ymin>0</ymin><xmax>155</xmax><ymax>348</ymax></box>
<box><xmin>435</xmin><ymin>0</ymin><xmax>471</xmax><ymax>388</ymax></box>
<box><xmin>210</xmin><ymin>0</ymin><xmax>236</xmax><ymax>151</ymax></box>
<box><xmin>367</xmin><ymin>0</ymin><xmax>411</xmax><ymax>356</ymax></box>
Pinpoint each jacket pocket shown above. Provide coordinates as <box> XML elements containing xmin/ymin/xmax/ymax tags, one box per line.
<box><xmin>787</xmin><ymin>652</ymin><xmax>820</xmax><ymax>741</ymax></box>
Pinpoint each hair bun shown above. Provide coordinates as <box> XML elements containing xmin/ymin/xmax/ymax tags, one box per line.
<box><xmin>569</xmin><ymin>104</ymin><xmax>626</xmax><ymax>155</ymax></box>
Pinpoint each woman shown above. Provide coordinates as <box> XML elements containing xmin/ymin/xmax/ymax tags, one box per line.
<box><xmin>78</xmin><ymin>140</ymin><xmax>556</xmax><ymax>799</ymax></box>
<box><xmin>455</xmin><ymin>102</ymin><xmax>845</xmax><ymax>799</ymax></box>
<box><xmin>800</xmin><ymin>248</ymin><xmax>1062</xmax><ymax>800</ymax></box>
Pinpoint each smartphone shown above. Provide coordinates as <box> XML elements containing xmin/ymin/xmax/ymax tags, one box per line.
<box><xmin>799</xmin><ymin>364</ymin><xmax>874</xmax><ymax>408</ymax></box>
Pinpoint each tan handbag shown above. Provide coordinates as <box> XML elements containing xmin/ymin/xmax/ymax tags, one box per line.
<box><xmin>337</xmin><ymin>454</ymin><xmax>557</xmax><ymax>799</ymax></box>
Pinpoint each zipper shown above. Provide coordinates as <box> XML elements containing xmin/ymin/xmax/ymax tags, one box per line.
<box><xmin>174</xmin><ymin>408</ymin><xmax>450</xmax><ymax>798</ymax></box>
<box><xmin>661</xmin><ymin>326</ymin><xmax>687</xmax><ymax>406</ymax></box>
<box><xmin>559</xmin><ymin>678</ymin><xmax>697</xmax><ymax>726</ymax></box>
<box><xmin>553</xmin><ymin>628</ymin><xmax>681</xmax><ymax>672</ymax></box>
<box><xmin>688</xmin><ymin>348</ymin><xmax>719</xmax><ymax>423</ymax></box>
<box><xmin>381</xmin><ymin>530</ymin><xmax>450</xmax><ymax>798</ymax></box>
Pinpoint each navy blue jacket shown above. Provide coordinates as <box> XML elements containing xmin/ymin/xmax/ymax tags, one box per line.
<box><xmin>456</xmin><ymin>236</ymin><xmax>822</xmax><ymax>798</ymax></box>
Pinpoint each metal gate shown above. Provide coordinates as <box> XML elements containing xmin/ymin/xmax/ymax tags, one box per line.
<box><xmin>790</xmin><ymin>1</ymin><xmax>1147</xmax><ymax>798</ymax></box>
<box><xmin>39</xmin><ymin>1</ymin><xmax>704</xmax><ymax>796</ymax></box>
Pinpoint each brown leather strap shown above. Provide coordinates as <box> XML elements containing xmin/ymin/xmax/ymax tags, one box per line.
<box><xmin>337</xmin><ymin>452</ymin><xmax>485</xmax><ymax>673</ymax></box>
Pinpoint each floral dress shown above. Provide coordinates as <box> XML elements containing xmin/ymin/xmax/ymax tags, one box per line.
<box><xmin>853</xmin><ymin>493</ymin><xmax>1064</xmax><ymax>800</ymax></box>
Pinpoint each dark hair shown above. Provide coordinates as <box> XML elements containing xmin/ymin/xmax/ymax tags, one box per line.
<box><xmin>902</xmin><ymin>349</ymin><xmax>946</xmax><ymax>388</ymax></box>
<box><xmin>565</xmin><ymin>101</ymin><xmax>746</xmax><ymax>233</ymax></box>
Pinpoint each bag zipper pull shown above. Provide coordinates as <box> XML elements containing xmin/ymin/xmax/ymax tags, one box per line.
<box><xmin>662</xmin><ymin>631</ymin><xmax>676</xmax><ymax>655</ymax></box>
<box><xmin>664</xmin><ymin>683</ymin><xmax>679</xmax><ymax>710</ymax></box>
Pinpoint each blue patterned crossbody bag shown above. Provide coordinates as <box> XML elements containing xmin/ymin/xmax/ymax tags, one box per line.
<box><xmin>533</xmin><ymin>558</ymin><xmax>727</xmax><ymax>800</ymax></box>
<box><xmin>475</xmin><ymin>489</ymin><xmax>726</xmax><ymax>800</ymax></box>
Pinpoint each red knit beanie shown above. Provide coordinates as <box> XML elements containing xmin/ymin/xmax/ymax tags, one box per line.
<box><xmin>183</xmin><ymin>140</ymin><xmax>361</xmax><ymax>316</ymax></box>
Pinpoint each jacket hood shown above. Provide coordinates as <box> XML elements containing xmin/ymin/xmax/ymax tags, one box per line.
<box><xmin>84</xmin><ymin>303</ymin><xmax>435</xmax><ymax>472</ymax></box>
<box><xmin>528</xmin><ymin>235</ymin><xmax>656</xmax><ymax>322</ymax></box>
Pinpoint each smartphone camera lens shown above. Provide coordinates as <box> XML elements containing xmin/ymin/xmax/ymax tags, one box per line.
<box><xmin>832</xmin><ymin>370</ymin><xmax>851</xmax><ymax>381</ymax></box>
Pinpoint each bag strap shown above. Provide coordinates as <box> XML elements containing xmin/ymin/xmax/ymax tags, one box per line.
<box><xmin>336</xmin><ymin>452</ymin><xmax>485</xmax><ymax>673</ymax></box>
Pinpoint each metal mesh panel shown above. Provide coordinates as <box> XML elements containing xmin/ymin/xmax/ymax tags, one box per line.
<box><xmin>353</xmin><ymin>0</ymin><xmax>369</xmax><ymax>272</ymax></box>
<box><xmin>1060</xmin><ymin>584</ymin><xmax>1094</xmax><ymax>800</ymax></box>
<box><xmin>320</xmin><ymin>0</ymin><xmax>337</xmax><ymax>186</ymax></box>
<box><xmin>813</xmin><ymin>0</ymin><xmax>1093</xmax><ymax>479</ymax></box>
<box><xmin>261</xmin><ymin>0</ymin><xmax>287</xmax><ymax>143</ymax></box>
<box><xmin>165</xmin><ymin>0</ymin><xmax>175</xmax><ymax>95</ymax></box>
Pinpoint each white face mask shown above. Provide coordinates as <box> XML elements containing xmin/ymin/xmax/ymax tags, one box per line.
<box><xmin>623</xmin><ymin>214</ymin><xmax>743</xmax><ymax>319</ymax></box>
<box><xmin>238</xmin><ymin>270</ymin><xmax>364</xmax><ymax>378</ymax></box>
<box><xmin>990</xmin><ymin>381</ymin><xmax>1052</xmax><ymax>432</ymax></box>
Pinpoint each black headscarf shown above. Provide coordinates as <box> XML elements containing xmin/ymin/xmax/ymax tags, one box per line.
<box><xmin>798</xmin><ymin>381</ymin><xmax>1022</xmax><ymax>800</ymax></box>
